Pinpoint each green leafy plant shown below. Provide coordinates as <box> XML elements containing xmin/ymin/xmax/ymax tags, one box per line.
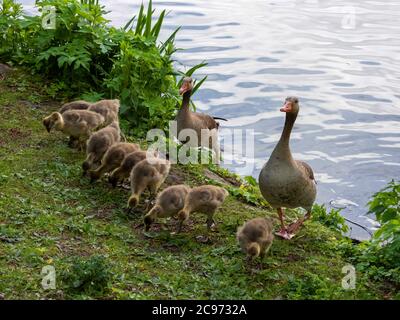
<box><xmin>227</xmin><ymin>176</ymin><xmax>269</xmax><ymax>207</ymax></box>
<box><xmin>1</xmin><ymin>0</ymin><xmax>207</xmax><ymax>136</ymax></box>
<box><xmin>284</xmin><ymin>272</ymin><xmax>349</xmax><ymax>300</ymax></box>
<box><xmin>312</xmin><ymin>204</ymin><xmax>349</xmax><ymax>233</ymax></box>
<box><xmin>357</xmin><ymin>180</ymin><xmax>400</xmax><ymax>284</ymax></box>
<box><xmin>368</xmin><ymin>180</ymin><xmax>400</xmax><ymax>229</ymax></box>
<box><xmin>0</xmin><ymin>0</ymin><xmax>24</xmax><ymax>60</ymax></box>
<box><xmin>104</xmin><ymin>38</ymin><xmax>179</xmax><ymax>135</ymax></box>
<box><xmin>61</xmin><ymin>255</ymin><xmax>112</xmax><ymax>296</ymax></box>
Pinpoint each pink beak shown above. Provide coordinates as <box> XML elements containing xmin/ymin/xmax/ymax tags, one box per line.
<box><xmin>280</xmin><ymin>101</ymin><xmax>292</xmax><ymax>113</ymax></box>
<box><xmin>179</xmin><ymin>84</ymin><xmax>189</xmax><ymax>95</ymax></box>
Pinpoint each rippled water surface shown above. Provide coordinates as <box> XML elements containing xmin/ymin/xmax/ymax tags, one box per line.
<box><xmin>21</xmin><ymin>0</ymin><xmax>400</xmax><ymax>238</ymax></box>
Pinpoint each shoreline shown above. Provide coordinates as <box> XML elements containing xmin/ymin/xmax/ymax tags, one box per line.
<box><xmin>0</xmin><ymin>67</ymin><xmax>394</xmax><ymax>299</ymax></box>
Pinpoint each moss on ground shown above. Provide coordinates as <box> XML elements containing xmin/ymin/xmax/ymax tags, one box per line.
<box><xmin>0</xmin><ymin>70</ymin><xmax>391</xmax><ymax>299</ymax></box>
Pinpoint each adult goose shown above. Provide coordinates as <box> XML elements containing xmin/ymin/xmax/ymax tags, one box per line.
<box><xmin>258</xmin><ymin>97</ymin><xmax>317</xmax><ymax>240</ymax></box>
<box><xmin>176</xmin><ymin>77</ymin><xmax>227</xmax><ymax>163</ymax></box>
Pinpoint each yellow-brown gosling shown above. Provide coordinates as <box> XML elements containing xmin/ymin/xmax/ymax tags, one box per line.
<box><xmin>88</xmin><ymin>99</ymin><xmax>120</xmax><ymax>126</ymax></box>
<box><xmin>42</xmin><ymin>109</ymin><xmax>105</xmax><ymax>151</ymax></box>
<box><xmin>144</xmin><ymin>184</ymin><xmax>191</xmax><ymax>231</ymax></box>
<box><xmin>127</xmin><ymin>158</ymin><xmax>171</xmax><ymax>209</ymax></box>
<box><xmin>82</xmin><ymin>121</ymin><xmax>121</xmax><ymax>176</ymax></box>
<box><xmin>108</xmin><ymin>150</ymin><xmax>148</xmax><ymax>187</ymax></box>
<box><xmin>59</xmin><ymin>100</ymin><xmax>92</xmax><ymax>114</ymax></box>
<box><xmin>236</xmin><ymin>217</ymin><xmax>274</xmax><ymax>261</ymax></box>
<box><xmin>89</xmin><ymin>142</ymin><xmax>140</xmax><ymax>182</ymax></box>
<box><xmin>177</xmin><ymin>185</ymin><xmax>228</xmax><ymax>233</ymax></box>
<box><xmin>56</xmin><ymin>100</ymin><xmax>92</xmax><ymax>147</ymax></box>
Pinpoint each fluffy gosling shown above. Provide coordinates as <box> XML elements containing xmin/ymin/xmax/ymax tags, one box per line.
<box><xmin>88</xmin><ymin>99</ymin><xmax>120</xmax><ymax>126</ymax></box>
<box><xmin>57</xmin><ymin>100</ymin><xmax>92</xmax><ymax>147</ymax></box>
<box><xmin>144</xmin><ymin>184</ymin><xmax>191</xmax><ymax>231</ymax></box>
<box><xmin>236</xmin><ymin>218</ymin><xmax>274</xmax><ymax>261</ymax></box>
<box><xmin>42</xmin><ymin>109</ymin><xmax>105</xmax><ymax>150</ymax></box>
<box><xmin>59</xmin><ymin>100</ymin><xmax>91</xmax><ymax>114</ymax></box>
<box><xmin>82</xmin><ymin>121</ymin><xmax>121</xmax><ymax>176</ymax></box>
<box><xmin>127</xmin><ymin>158</ymin><xmax>171</xmax><ymax>209</ymax></box>
<box><xmin>177</xmin><ymin>185</ymin><xmax>228</xmax><ymax>233</ymax></box>
<box><xmin>108</xmin><ymin>150</ymin><xmax>148</xmax><ymax>187</ymax></box>
<box><xmin>89</xmin><ymin>142</ymin><xmax>140</xmax><ymax>182</ymax></box>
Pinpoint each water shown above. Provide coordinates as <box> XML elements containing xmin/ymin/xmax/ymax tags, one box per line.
<box><xmin>20</xmin><ymin>0</ymin><xmax>400</xmax><ymax>239</ymax></box>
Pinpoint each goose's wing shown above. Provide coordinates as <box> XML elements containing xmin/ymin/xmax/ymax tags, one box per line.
<box><xmin>193</xmin><ymin>112</ymin><xmax>219</xmax><ymax>130</ymax></box>
<box><xmin>296</xmin><ymin>160</ymin><xmax>316</xmax><ymax>182</ymax></box>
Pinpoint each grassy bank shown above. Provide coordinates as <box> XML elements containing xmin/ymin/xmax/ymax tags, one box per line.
<box><xmin>0</xmin><ymin>70</ymin><xmax>395</xmax><ymax>299</ymax></box>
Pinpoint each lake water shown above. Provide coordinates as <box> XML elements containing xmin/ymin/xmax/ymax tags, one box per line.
<box><xmin>20</xmin><ymin>0</ymin><xmax>400</xmax><ymax>239</ymax></box>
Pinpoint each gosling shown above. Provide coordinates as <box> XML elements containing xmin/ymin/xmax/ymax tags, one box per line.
<box><xmin>177</xmin><ymin>185</ymin><xmax>228</xmax><ymax>233</ymax></box>
<box><xmin>108</xmin><ymin>150</ymin><xmax>148</xmax><ymax>187</ymax></box>
<box><xmin>59</xmin><ymin>100</ymin><xmax>91</xmax><ymax>114</ymax></box>
<box><xmin>88</xmin><ymin>99</ymin><xmax>120</xmax><ymax>126</ymax></box>
<box><xmin>144</xmin><ymin>185</ymin><xmax>191</xmax><ymax>231</ymax></box>
<box><xmin>236</xmin><ymin>218</ymin><xmax>274</xmax><ymax>261</ymax></box>
<box><xmin>89</xmin><ymin>142</ymin><xmax>140</xmax><ymax>182</ymax></box>
<box><xmin>127</xmin><ymin>158</ymin><xmax>171</xmax><ymax>209</ymax></box>
<box><xmin>82</xmin><ymin>121</ymin><xmax>121</xmax><ymax>176</ymax></box>
<box><xmin>58</xmin><ymin>100</ymin><xmax>93</xmax><ymax>147</ymax></box>
<box><xmin>42</xmin><ymin>109</ymin><xmax>105</xmax><ymax>150</ymax></box>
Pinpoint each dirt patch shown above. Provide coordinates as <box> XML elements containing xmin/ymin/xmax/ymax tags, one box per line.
<box><xmin>86</xmin><ymin>206</ymin><xmax>116</xmax><ymax>221</ymax></box>
<box><xmin>285</xmin><ymin>253</ymin><xmax>302</xmax><ymax>262</ymax></box>
<box><xmin>203</xmin><ymin>169</ymin><xmax>241</xmax><ymax>187</ymax></box>
<box><xmin>56</xmin><ymin>234</ymin><xmax>93</xmax><ymax>257</ymax></box>
<box><xmin>162</xmin><ymin>243</ymin><xmax>180</xmax><ymax>252</ymax></box>
<box><xmin>4</xmin><ymin>127</ymin><xmax>32</xmax><ymax>140</ymax></box>
<box><xmin>0</xmin><ymin>63</ymin><xmax>12</xmax><ymax>80</ymax></box>
<box><xmin>165</xmin><ymin>166</ymin><xmax>187</xmax><ymax>185</ymax></box>
<box><xmin>20</xmin><ymin>100</ymin><xmax>40</xmax><ymax>109</ymax></box>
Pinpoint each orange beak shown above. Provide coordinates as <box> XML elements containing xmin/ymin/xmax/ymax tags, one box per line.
<box><xmin>179</xmin><ymin>82</ymin><xmax>190</xmax><ymax>95</ymax></box>
<box><xmin>280</xmin><ymin>101</ymin><xmax>292</xmax><ymax>113</ymax></box>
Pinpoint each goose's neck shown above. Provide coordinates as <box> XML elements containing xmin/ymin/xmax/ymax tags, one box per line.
<box><xmin>273</xmin><ymin>111</ymin><xmax>298</xmax><ymax>160</ymax></box>
<box><xmin>55</xmin><ymin>113</ymin><xmax>64</xmax><ymax>131</ymax></box>
<box><xmin>179</xmin><ymin>91</ymin><xmax>192</xmax><ymax>115</ymax></box>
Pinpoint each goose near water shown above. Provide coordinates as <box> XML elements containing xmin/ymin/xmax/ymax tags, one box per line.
<box><xmin>259</xmin><ymin>97</ymin><xmax>317</xmax><ymax>240</ymax></box>
<box><xmin>176</xmin><ymin>77</ymin><xmax>227</xmax><ymax>164</ymax></box>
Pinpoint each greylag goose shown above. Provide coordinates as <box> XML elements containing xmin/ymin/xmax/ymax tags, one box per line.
<box><xmin>42</xmin><ymin>109</ymin><xmax>105</xmax><ymax>151</ymax></box>
<box><xmin>127</xmin><ymin>158</ymin><xmax>171</xmax><ymax>209</ymax></box>
<box><xmin>237</xmin><ymin>217</ymin><xmax>274</xmax><ymax>260</ymax></box>
<box><xmin>177</xmin><ymin>185</ymin><xmax>228</xmax><ymax>233</ymax></box>
<box><xmin>144</xmin><ymin>184</ymin><xmax>191</xmax><ymax>231</ymax></box>
<box><xmin>108</xmin><ymin>150</ymin><xmax>148</xmax><ymax>187</ymax></box>
<box><xmin>59</xmin><ymin>100</ymin><xmax>91</xmax><ymax>114</ymax></box>
<box><xmin>176</xmin><ymin>77</ymin><xmax>226</xmax><ymax>164</ymax></box>
<box><xmin>82</xmin><ymin>121</ymin><xmax>121</xmax><ymax>176</ymax></box>
<box><xmin>89</xmin><ymin>142</ymin><xmax>140</xmax><ymax>182</ymax></box>
<box><xmin>258</xmin><ymin>97</ymin><xmax>317</xmax><ymax>240</ymax></box>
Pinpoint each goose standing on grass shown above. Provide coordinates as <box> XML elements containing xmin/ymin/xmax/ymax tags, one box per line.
<box><xmin>259</xmin><ymin>97</ymin><xmax>317</xmax><ymax>240</ymax></box>
<box><xmin>176</xmin><ymin>77</ymin><xmax>227</xmax><ymax>164</ymax></box>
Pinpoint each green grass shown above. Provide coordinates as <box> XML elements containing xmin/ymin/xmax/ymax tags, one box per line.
<box><xmin>0</xmin><ymin>69</ymin><xmax>392</xmax><ymax>299</ymax></box>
